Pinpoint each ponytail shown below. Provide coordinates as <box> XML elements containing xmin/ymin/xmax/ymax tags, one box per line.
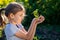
<box><xmin>0</xmin><ymin>8</ymin><xmax>6</xmax><ymax>27</ymax></box>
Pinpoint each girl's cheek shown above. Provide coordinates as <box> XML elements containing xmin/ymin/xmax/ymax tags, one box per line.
<box><xmin>14</xmin><ymin>16</ymin><xmax>23</xmax><ymax>22</ymax></box>
<box><xmin>16</xmin><ymin>17</ymin><xmax>21</xmax><ymax>21</ymax></box>
<box><xmin>14</xmin><ymin>16</ymin><xmax>19</xmax><ymax>21</ymax></box>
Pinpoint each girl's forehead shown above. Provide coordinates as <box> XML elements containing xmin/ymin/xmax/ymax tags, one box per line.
<box><xmin>16</xmin><ymin>10</ymin><xmax>25</xmax><ymax>15</ymax></box>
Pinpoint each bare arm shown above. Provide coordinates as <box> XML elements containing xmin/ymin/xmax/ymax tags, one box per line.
<box><xmin>20</xmin><ymin>22</ymin><xmax>37</xmax><ymax>40</ymax></box>
<box><xmin>15</xmin><ymin>19</ymin><xmax>37</xmax><ymax>40</ymax></box>
<box><xmin>20</xmin><ymin>23</ymin><xmax>37</xmax><ymax>40</ymax></box>
<box><xmin>28</xmin><ymin>15</ymin><xmax>45</xmax><ymax>40</ymax></box>
<box><xmin>15</xmin><ymin>15</ymin><xmax>45</xmax><ymax>40</ymax></box>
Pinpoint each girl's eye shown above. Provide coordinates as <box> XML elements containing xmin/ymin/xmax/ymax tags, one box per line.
<box><xmin>20</xmin><ymin>14</ymin><xmax>23</xmax><ymax>16</ymax></box>
<box><xmin>20</xmin><ymin>14</ymin><xmax>26</xmax><ymax>17</ymax></box>
<box><xmin>20</xmin><ymin>15</ymin><xmax>22</xmax><ymax>16</ymax></box>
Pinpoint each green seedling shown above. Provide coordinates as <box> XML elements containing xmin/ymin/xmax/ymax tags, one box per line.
<box><xmin>33</xmin><ymin>9</ymin><xmax>39</xmax><ymax>18</ymax></box>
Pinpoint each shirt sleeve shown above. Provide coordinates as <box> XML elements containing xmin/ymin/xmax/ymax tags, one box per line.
<box><xmin>5</xmin><ymin>24</ymin><xmax>24</xmax><ymax>37</ymax></box>
<box><xmin>8</xmin><ymin>25</ymin><xmax>19</xmax><ymax>36</ymax></box>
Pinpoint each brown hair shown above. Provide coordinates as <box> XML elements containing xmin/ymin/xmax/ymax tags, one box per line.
<box><xmin>0</xmin><ymin>2</ymin><xmax>25</xmax><ymax>27</ymax></box>
<box><xmin>0</xmin><ymin>8</ymin><xmax>6</xmax><ymax>27</ymax></box>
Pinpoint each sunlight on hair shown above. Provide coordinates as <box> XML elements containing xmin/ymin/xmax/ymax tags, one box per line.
<box><xmin>1</xmin><ymin>13</ymin><xmax>9</xmax><ymax>24</ymax></box>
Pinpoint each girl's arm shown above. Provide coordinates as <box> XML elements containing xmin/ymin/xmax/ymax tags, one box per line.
<box><xmin>15</xmin><ymin>19</ymin><xmax>37</xmax><ymax>40</ymax></box>
<box><xmin>28</xmin><ymin>15</ymin><xmax>45</xmax><ymax>40</ymax></box>
<box><xmin>21</xmin><ymin>22</ymin><xmax>37</xmax><ymax>40</ymax></box>
<box><xmin>15</xmin><ymin>15</ymin><xmax>45</xmax><ymax>40</ymax></box>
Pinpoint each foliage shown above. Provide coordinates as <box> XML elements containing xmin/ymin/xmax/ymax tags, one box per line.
<box><xmin>0</xmin><ymin>0</ymin><xmax>15</xmax><ymax>8</ymax></box>
<box><xmin>0</xmin><ymin>0</ymin><xmax>60</xmax><ymax>40</ymax></box>
<box><xmin>16</xmin><ymin>0</ymin><xmax>60</xmax><ymax>40</ymax></box>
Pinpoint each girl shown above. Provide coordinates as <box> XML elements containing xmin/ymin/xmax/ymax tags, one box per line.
<box><xmin>0</xmin><ymin>2</ymin><xmax>45</xmax><ymax>40</ymax></box>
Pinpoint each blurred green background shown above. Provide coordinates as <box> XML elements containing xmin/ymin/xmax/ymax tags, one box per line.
<box><xmin>0</xmin><ymin>0</ymin><xmax>60</xmax><ymax>40</ymax></box>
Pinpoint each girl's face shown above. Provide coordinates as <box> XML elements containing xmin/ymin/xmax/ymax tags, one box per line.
<box><xmin>11</xmin><ymin>10</ymin><xmax>25</xmax><ymax>24</ymax></box>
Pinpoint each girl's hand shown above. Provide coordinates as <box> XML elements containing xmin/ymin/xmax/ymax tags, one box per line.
<box><xmin>37</xmin><ymin>15</ymin><xmax>45</xmax><ymax>24</ymax></box>
<box><xmin>32</xmin><ymin>15</ymin><xmax>45</xmax><ymax>24</ymax></box>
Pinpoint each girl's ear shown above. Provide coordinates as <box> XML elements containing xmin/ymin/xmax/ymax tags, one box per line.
<box><xmin>9</xmin><ymin>13</ymin><xmax>14</xmax><ymax>19</ymax></box>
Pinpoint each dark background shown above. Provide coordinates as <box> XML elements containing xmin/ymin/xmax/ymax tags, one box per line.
<box><xmin>0</xmin><ymin>0</ymin><xmax>60</xmax><ymax>40</ymax></box>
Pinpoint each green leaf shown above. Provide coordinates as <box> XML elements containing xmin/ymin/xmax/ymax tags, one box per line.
<box><xmin>33</xmin><ymin>9</ymin><xmax>39</xmax><ymax>18</ymax></box>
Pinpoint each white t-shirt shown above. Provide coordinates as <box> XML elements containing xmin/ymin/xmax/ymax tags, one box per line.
<box><xmin>4</xmin><ymin>23</ymin><xmax>24</xmax><ymax>40</ymax></box>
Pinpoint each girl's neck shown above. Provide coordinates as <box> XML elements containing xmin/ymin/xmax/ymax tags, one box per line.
<box><xmin>9</xmin><ymin>20</ymin><xmax>21</xmax><ymax>25</ymax></box>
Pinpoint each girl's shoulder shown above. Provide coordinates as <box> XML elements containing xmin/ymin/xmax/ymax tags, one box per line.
<box><xmin>5</xmin><ymin>23</ymin><xmax>16</xmax><ymax>29</ymax></box>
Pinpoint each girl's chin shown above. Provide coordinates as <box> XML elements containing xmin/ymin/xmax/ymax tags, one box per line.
<box><xmin>15</xmin><ymin>21</ymin><xmax>21</xmax><ymax>24</ymax></box>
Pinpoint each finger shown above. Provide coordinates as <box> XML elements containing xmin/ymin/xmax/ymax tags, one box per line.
<box><xmin>39</xmin><ymin>15</ymin><xmax>44</xmax><ymax>19</ymax></box>
<box><xmin>37</xmin><ymin>15</ymin><xmax>45</xmax><ymax>21</ymax></box>
<box><xmin>38</xmin><ymin>15</ymin><xmax>42</xmax><ymax>19</ymax></box>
